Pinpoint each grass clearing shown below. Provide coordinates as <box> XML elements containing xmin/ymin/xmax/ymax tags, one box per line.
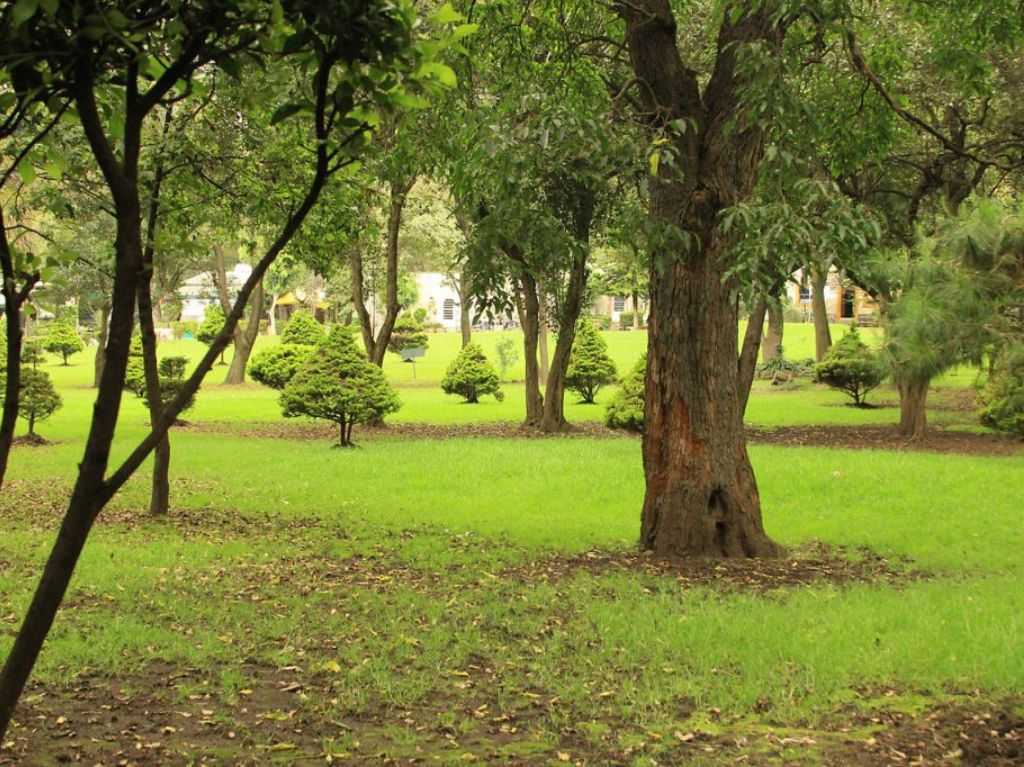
<box><xmin>1</xmin><ymin>322</ymin><xmax>1021</xmax><ymax>765</ymax></box>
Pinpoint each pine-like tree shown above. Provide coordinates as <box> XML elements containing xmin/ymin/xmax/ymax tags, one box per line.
<box><xmin>814</xmin><ymin>325</ymin><xmax>885</xmax><ymax>406</ymax></box>
<box><xmin>386</xmin><ymin>314</ymin><xmax>429</xmax><ymax>355</ymax></box>
<box><xmin>566</xmin><ymin>318</ymin><xmax>617</xmax><ymax>403</ymax></box>
<box><xmin>18</xmin><ymin>368</ymin><xmax>62</xmax><ymax>439</ymax></box>
<box><xmin>250</xmin><ymin>343</ymin><xmax>314</xmax><ymax>390</ymax></box>
<box><xmin>441</xmin><ymin>343</ymin><xmax>503</xmax><ymax>403</ymax></box>
<box><xmin>280</xmin><ymin>310</ymin><xmax>324</xmax><ymax>347</ymax></box>
<box><xmin>280</xmin><ymin>325</ymin><xmax>400</xmax><ymax>446</ymax></box>
<box><xmin>43</xmin><ymin>321</ymin><xmax>84</xmax><ymax>365</ymax></box>
<box><xmin>605</xmin><ymin>353</ymin><xmax>646</xmax><ymax>432</ymax></box>
<box><xmin>197</xmin><ymin>304</ymin><xmax>228</xmax><ymax>364</ymax></box>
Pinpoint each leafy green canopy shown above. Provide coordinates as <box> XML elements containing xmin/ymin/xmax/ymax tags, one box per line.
<box><xmin>441</xmin><ymin>343</ymin><xmax>503</xmax><ymax>403</ymax></box>
<box><xmin>280</xmin><ymin>324</ymin><xmax>400</xmax><ymax>445</ymax></box>
<box><xmin>566</xmin><ymin>318</ymin><xmax>617</xmax><ymax>404</ymax></box>
<box><xmin>43</xmin><ymin>321</ymin><xmax>83</xmax><ymax>365</ymax></box>
<box><xmin>280</xmin><ymin>311</ymin><xmax>324</xmax><ymax>347</ymax></box>
<box><xmin>605</xmin><ymin>353</ymin><xmax>645</xmax><ymax>433</ymax></box>
<box><xmin>250</xmin><ymin>343</ymin><xmax>313</xmax><ymax>390</ymax></box>
<box><xmin>815</xmin><ymin>325</ymin><xmax>885</xmax><ymax>406</ymax></box>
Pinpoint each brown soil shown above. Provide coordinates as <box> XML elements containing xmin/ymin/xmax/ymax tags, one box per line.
<box><xmin>190</xmin><ymin>418</ymin><xmax>1023</xmax><ymax>456</ymax></box>
<box><xmin>505</xmin><ymin>541</ymin><xmax>924</xmax><ymax>592</ymax></box>
<box><xmin>747</xmin><ymin>424</ymin><xmax>1023</xmax><ymax>456</ymax></box>
<box><xmin>11</xmin><ymin>433</ymin><xmax>52</xmax><ymax>447</ymax></box>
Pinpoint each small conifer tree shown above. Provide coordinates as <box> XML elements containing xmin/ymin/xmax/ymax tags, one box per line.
<box><xmin>605</xmin><ymin>353</ymin><xmax>646</xmax><ymax>432</ymax></box>
<box><xmin>18</xmin><ymin>367</ymin><xmax>62</xmax><ymax>439</ymax></box>
<box><xmin>250</xmin><ymin>344</ymin><xmax>314</xmax><ymax>390</ymax></box>
<box><xmin>387</xmin><ymin>313</ymin><xmax>429</xmax><ymax>355</ymax></box>
<box><xmin>441</xmin><ymin>343</ymin><xmax>503</xmax><ymax>403</ymax></box>
<box><xmin>43</xmin><ymin>321</ymin><xmax>84</xmax><ymax>365</ymax></box>
<box><xmin>280</xmin><ymin>325</ymin><xmax>400</xmax><ymax>446</ymax></box>
<box><xmin>566</xmin><ymin>318</ymin><xmax>617</xmax><ymax>403</ymax></box>
<box><xmin>198</xmin><ymin>304</ymin><xmax>227</xmax><ymax>364</ymax></box>
<box><xmin>280</xmin><ymin>310</ymin><xmax>324</xmax><ymax>347</ymax></box>
<box><xmin>814</xmin><ymin>324</ymin><xmax>885</xmax><ymax>406</ymax></box>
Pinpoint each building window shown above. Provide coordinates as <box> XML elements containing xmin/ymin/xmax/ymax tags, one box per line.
<box><xmin>443</xmin><ymin>298</ymin><xmax>455</xmax><ymax>321</ymax></box>
<box><xmin>613</xmin><ymin>296</ymin><xmax>625</xmax><ymax>312</ymax></box>
<box><xmin>799</xmin><ymin>283</ymin><xmax>811</xmax><ymax>302</ymax></box>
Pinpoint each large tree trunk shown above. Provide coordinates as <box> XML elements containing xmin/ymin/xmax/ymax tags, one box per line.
<box><xmin>897</xmin><ymin>376</ymin><xmax>929</xmax><ymax>440</ymax></box>
<box><xmin>214</xmin><ymin>245</ymin><xmax>264</xmax><ymax>385</ymax></box>
<box><xmin>762</xmin><ymin>301</ymin><xmax>783</xmax><ymax>362</ymax></box>
<box><xmin>811</xmin><ymin>266</ymin><xmax>832</xmax><ymax>361</ymax></box>
<box><xmin>511</xmin><ymin>263</ymin><xmax>543</xmax><ymax>427</ymax></box>
<box><xmin>622</xmin><ymin>0</ymin><xmax>784</xmax><ymax>559</ymax></box>
<box><xmin>539</xmin><ymin>256</ymin><xmax>588</xmax><ymax>433</ymax></box>
<box><xmin>93</xmin><ymin>302</ymin><xmax>109</xmax><ymax>388</ymax></box>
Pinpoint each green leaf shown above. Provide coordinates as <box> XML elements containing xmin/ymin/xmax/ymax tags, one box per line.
<box><xmin>430</xmin><ymin>2</ymin><xmax>463</xmax><ymax>24</ymax></box>
<box><xmin>38</xmin><ymin>0</ymin><xmax>57</xmax><ymax>17</ymax></box>
<box><xmin>18</xmin><ymin>159</ymin><xmax>36</xmax><ymax>184</ymax></box>
<box><xmin>648</xmin><ymin>151</ymin><xmax>660</xmax><ymax>177</ymax></box>
<box><xmin>270</xmin><ymin>102</ymin><xmax>306</xmax><ymax>125</ymax></box>
<box><xmin>450</xmin><ymin>23</ymin><xmax>478</xmax><ymax>41</ymax></box>
<box><xmin>0</xmin><ymin>93</ymin><xmax>16</xmax><ymax>111</ymax></box>
<box><xmin>12</xmin><ymin>0</ymin><xmax>39</xmax><ymax>27</ymax></box>
<box><xmin>416</xmin><ymin>62</ymin><xmax>457</xmax><ymax>88</ymax></box>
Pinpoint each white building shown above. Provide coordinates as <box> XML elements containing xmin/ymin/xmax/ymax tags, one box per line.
<box><xmin>179</xmin><ymin>263</ymin><xmax>253</xmax><ymax>323</ymax></box>
<box><xmin>412</xmin><ymin>272</ymin><xmax>462</xmax><ymax>331</ymax></box>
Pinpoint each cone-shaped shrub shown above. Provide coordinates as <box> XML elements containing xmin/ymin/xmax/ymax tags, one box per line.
<box><xmin>605</xmin><ymin>353</ymin><xmax>645</xmax><ymax>432</ymax></box>
<box><xmin>387</xmin><ymin>314</ymin><xmax>429</xmax><ymax>355</ymax></box>
<box><xmin>441</xmin><ymin>343</ymin><xmax>503</xmax><ymax>403</ymax></box>
<box><xmin>197</xmin><ymin>304</ymin><xmax>225</xmax><ymax>345</ymax></box>
<box><xmin>43</xmin><ymin>321</ymin><xmax>84</xmax><ymax>365</ymax></box>
<box><xmin>814</xmin><ymin>324</ymin><xmax>885</xmax><ymax>405</ymax></box>
<box><xmin>250</xmin><ymin>344</ymin><xmax>314</xmax><ymax>390</ymax></box>
<box><xmin>566</xmin><ymin>318</ymin><xmax>617</xmax><ymax>403</ymax></box>
<box><xmin>280</xmin><ymin>324</ymin><xmax>400</xmax><ymax>446</ymax></box>
<box><xmin>18</xmin><ymin>367</ymin><xmax>61</xmax><ymax>438</ymax></box>
<box><xmin>280</xmin><ymin>310</ymin><xmax>324</xmax><ymax>347</ymax></box>
<box><xmin>980</xmin><ymin>345</ymin><xmax>1024</xmax><ymax>437</ymax></box>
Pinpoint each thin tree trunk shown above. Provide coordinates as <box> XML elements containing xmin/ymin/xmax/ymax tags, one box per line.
<box><xmin>93</xmin><ymin>302</ymin><xmax>109</xmax><ymax>388</ymax></box>
<box><xmin>0</xmin><ymin>206</ymin><xmax>36</xmax><ymax>489</ymax></box>
<box><xmin>215</xmin><ymin>245</ymin><xmax>264</xmax><ymax>385</ymax></box>
<box><xmin>811</xmin><ymin>266</ymin><xmax>832</xmax><ymax>361</ymax></box>
<box><xmin>458</xmin><ymin>271</ymin><xmax>472</xmax><ymax>348</ymax></box>
<box><xmin>0</xmin><ymin>53</ymin><xmax>339</xmax><ymax>739</ymax></box>
<box><xmin>897</xmin><ymin>376</ymin><xmax>929</xmax><ymax>440</ymax></box>
<box><xmin>510</xmin><ymin>261</ymin><xmax>543</xmax><ymax>427</ymax></box>
<box><xmin>632</xmin><ymin>289</ymin><xmax>641</xmax><ymax>329</ymax></box>
<box><xmin>537</xmin><ymin>284</ymin><xmax>550</xmax><ymax>382</ymax></box>
<box><xmin>739</xmin><ymin>300</ymin><xmax>768</xmax><ymax>416</ymax></box>
<box><xmin>350</xmin><ymin>245</ymin><xmax>377</xmax><ymax>356</ymax></box>
<box><xmin>762</xmin><ymin>301</ymin><xmax>783</xmax><ymax>362</ymax></box>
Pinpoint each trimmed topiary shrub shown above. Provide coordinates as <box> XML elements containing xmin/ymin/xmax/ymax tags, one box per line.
<box><xmin>18</xmin><ymin>367</ymin><xmax>62</xmax><ymax>439</ymax></box>
<box><xmin>566</xmin><ymin>318</ymin><xmax>617</xmax><ymax>404</ymax></box>
<box><xmin>280</xmin><ymin>325</ymin><xmax>400</xmax><ymax>447</ymax></box>
<box><xmin>280</xmin><ymin>310</ymin><xmax>324</xmax><ymax>347</ymax></box>
<box><xmin>980</xmin><ymin>346</ymin><xmax>1024</xmax><ymax>438</ymax></box>
<box><xmin>814</xmin><ymin>324</ymin><xmax>885</xmax><ymax>406</ymax></box>
<box><xmin>605</xmin><ymin>353</ymin><xmax>645</xmax><ymax>432</ymax></box>
<box><xmin>441</xmin><ymin>343</ymin><xmax>503</xmax><ymax>403</ymax></box>
<box><xmin>387</xmin><ymin>313</ymin><xmax>429</xmax><ymax>355</ymax></box>
<box><xmin>43</xmin><ymin>321</ymin><xmax>84</xmax><ymax>365</ymax></box>
<box><xmin>250</xmin><ymin>344</ymin><xmax>314</xmax><ymax>390</ymax></box>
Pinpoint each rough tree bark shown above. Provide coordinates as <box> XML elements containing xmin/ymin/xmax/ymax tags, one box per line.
<box><xmin>214</xmin><ymin>245</ymin><xmax>264</xmax><ymax>385</ymax></box>
<box><xmin>810</xmin><ymin>265</ymin><xmax>832</xmax><ymax>361</ymax></box>
<box><xmin>458</xmin><ymin>270</ymin><xmax>473</xmax><ymax>348</ymax></box>
<box><xmin>622</xmin><ymin>0</ymin><xmax>784</xmax><ymax>558</ymax></box>
<box><xmin>897</xmin><ymin>376</ymin><xmax>929</xmax><ymax>440</ymax></box>
<box><xmin>351</xmin><ymin>177</ymin><xmax>415</xmax><ymax>365</ymax></box>
<box><xmin>537</xmin><ymin>285</ymin><xmax>550</xmax><ymax>382</ymax></box>
<box><xmin>762</xmin><ymin>301</ymin><xmax>783</xmax><ymax>362</ymax></box>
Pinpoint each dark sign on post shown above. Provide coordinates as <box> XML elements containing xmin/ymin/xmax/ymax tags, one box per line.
<box><xmin>399</xmin><ymin>346</ymin><xmax>426</xmax><ymax>378</ymax></box>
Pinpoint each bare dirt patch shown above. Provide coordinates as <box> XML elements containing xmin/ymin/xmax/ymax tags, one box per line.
<box><xmin>505</xmin><ymin>541</ymin><xmax>925</xmax><ymax>592</ymax></box>
<box><xmin>747</xmin><ymin>424</ymin><xmax>1023</xmax><ymax>456</ymax></box>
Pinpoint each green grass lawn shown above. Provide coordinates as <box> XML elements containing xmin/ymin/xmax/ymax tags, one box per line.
<box><xmin>1</xmin><ymin>322</ymin><xmax>1021</xmax><ymax>766</ymax></box>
